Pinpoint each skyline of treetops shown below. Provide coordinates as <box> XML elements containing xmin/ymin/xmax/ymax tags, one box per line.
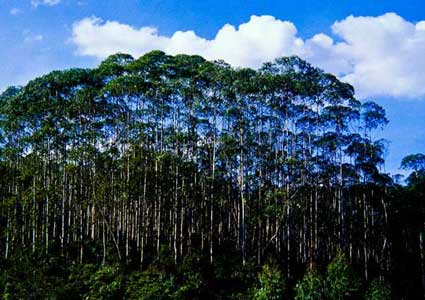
<box><xmin>0</xmin><ymin>51</ymin><xmax>424</xmax><ymax>299</ymax></box>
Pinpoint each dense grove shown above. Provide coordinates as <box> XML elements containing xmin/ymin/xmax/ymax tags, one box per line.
<box><xmin>0</xmin><ymin>51</ymin><xmax>424</xmax><ymax>299</ymax></box>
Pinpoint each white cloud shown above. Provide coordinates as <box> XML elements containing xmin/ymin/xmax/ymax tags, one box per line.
<box><xmin>71</xmin><ymin>13</ymin><xmax>425</xmax><ymax>99</ymax></box>
<box><xmin>315</xmin><ymin>13</ymin><xmax>425</xmax><ymax>99</ymax></box>
<box><xmin>71</xmin><ymin>16</ymin><xmax>304</xmax><ymax>68</ymax></box>
<box><xmin>10</xmin><ymin>8</ymin><xmax>23</xmax><ymax>15</ymax></box>
<box><xmin>31</xmin><ymin>0</ymin><xmax>60</xmax><ymax>7</ymax></box>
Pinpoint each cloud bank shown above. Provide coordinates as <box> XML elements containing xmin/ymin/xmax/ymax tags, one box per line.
<box><xmin>71</xmin><ymin>13</ymin><xmax>425</xmax><ymax>99</ymax></box>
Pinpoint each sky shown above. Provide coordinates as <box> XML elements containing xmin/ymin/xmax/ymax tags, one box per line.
<box><xmin>1</xmin><ymin>0</ymin><xmax>424</xmax><ymax>175</ymax></box>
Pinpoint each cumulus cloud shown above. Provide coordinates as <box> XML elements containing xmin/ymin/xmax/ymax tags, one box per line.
<box><xmin>31</xmin><ymin>0</ymin><xmax>60</xmax><ymax>7</ymax></box>
<box><xmin>71</xmin><ymin>15</ymin><xmax>304</xmax><ymax>67</ymax></box>
<box><xmin>312</xmin><ymin>13</ymin><xmax>425</xmax><ymax>98</ymax></box>
<box><xmin>71</xmin><ymin>13</ymin><xmax>425</xmax><ymax>99</ymax></box>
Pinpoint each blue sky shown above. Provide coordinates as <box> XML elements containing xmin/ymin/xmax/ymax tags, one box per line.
<box><xmin>1</xmin><ymin>0</ymin><xmax>424</xmax><ymax>175</ymax></box>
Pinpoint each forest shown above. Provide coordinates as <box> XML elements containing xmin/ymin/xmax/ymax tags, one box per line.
<box><xmin>0</xmin><ymin>51</ymin><xmax>424</xmax><ymax>299</ymax></box>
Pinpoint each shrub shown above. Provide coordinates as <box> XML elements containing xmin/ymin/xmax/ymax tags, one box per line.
<box><xmin>366</xmin><ymin>279</ymin><xmax>391</xmax><ymax>300</ymax></box>
<box><xmin>174</xmin><ymin>253</ymin><xmax>208</xmax><ymax>299</ymax></box>
<box><xmin>326</xmin><ymin>250</ymin><xmax>360</xmax><ymax>300</ymax></box>
<box><xmin>61</xmin><ymin>264</ymin><xmax>97</xmax><ymax>300</ymax></box>
<box><xmin>83</xmin><ymin>265</ymin><xmax>124</xmax><ymax>300</ymax></box>
<box><xmin>253</xmin><ymin>264</ymin><xmax>285</xmax><ymax>300</ymax></box>
<box><xmin>295</xmin><ymin>269</ymin><xmax>325</xmax><ymax>300</ymax></box>
<box><xmin>125</xmin><ymin>268</ymin><xmax>176</xmax><ymax>300</ymax></box>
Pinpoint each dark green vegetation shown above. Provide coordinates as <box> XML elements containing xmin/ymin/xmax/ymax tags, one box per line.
<box><xmin>0</xmin><ymin>51</ymin><xmax>424</xmax><ymax>299</ymax></box>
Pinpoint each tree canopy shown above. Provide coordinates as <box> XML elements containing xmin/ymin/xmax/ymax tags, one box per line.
<box><xmin>0</xmin><ymin>51</ymin><xmax>423</xmax><ymax>299</ymax></box>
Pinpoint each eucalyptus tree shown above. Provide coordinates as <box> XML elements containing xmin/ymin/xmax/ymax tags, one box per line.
<box><xmin>0</xmin><ymin>51</ymin><xmax>400</xmax><ymax>294</ymax></box>
<box><xmin>401</xmin><ymin>153</ymin><xmax>425</xmax><ymax>296</ymax></box>
<box><xmin>401</xmin><ymin>153</ymin><xmax>425</xmax><ymax>182</ymax></box>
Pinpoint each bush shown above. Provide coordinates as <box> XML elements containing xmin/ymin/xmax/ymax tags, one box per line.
<box><xmin>174</xmin><ymin>253</ymin><xmax>209</xmax><ymax>299</ymax></box>
<box><xmin>125</xmin><ymin>268</ymin><xmax>176</xmax><ymax>300</ymax></box>
<box><xmin>0</xmin><ymin>255</ymin><xmax>67</xmax><ymax>300</ymax></box>
<box><xmin>366</xmin><ymin>279</ymin><xmax>391</xmax><ymax>300</ymax></box>
<box><xmin>295</xmin><ymin>269</ymin><xmax>325</xmax><ymax>300</ymax></box>
<box><xmin>253</xmin><ymin>264</ymin><xmax>285</xmax><ymax>300</ymax></box>
<box><xmin>83</xmin><ymin>265</ymin><xmax>124</xmax><ymax>300</ymax></box>
<box><xmin>61</xmin><ymin>264</ymin><xmax>97</xmax><ymax>300</ymax></box>
<box><xmin>326</xmin><ymin>251</ymin><xmax>360</xmax><ymax>300</ymax></box>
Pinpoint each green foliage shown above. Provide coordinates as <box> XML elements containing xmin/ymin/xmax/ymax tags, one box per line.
<box><xmin>0</xmin><ymin>254</ymin><xmax>399</xmax><ymax>300</ymax></box>
<box><xmin>401</xmin><ymin>153</ymin><xmax>425</xmax><ymax>171</ymax></box>
<box><xmin>365</xmin><ymin>279</ymin><xmax>391</xmax><ymax>300</ymax></box>
<box><xmin>83</xmin><ymin>265</ymin><xmax>124</xmax><ymax>300</ymax></box>
<box><xmin>0</xmin><ymin>256</ymin><xmax>68</xmax><ymax>300</ymax></box>
<box><xmin>253</xmin><ymin>264</ymin><xmax>285</xmax><ymax>300</ymax></box>
<box><xmin>213</xmin><ymin>257</ymin><xmax>258</xmax><ymax>300</ymax></box>
<box><xmin>0</xmin><ymin>50</ymin><xmax>420</xmax><ymax>300</ymax></box>
<box><xmin>295</xmin><ymin>269</ymin><xmax>325</xmax><ymax>300</ymax></box>
<box><xmin>174</xmin><ymin>272</ymin><xmax>204</xmax><ymax>300</ymax></box>
<box><xmin>125</xmin><ymin>268</ymin><xmax>176</xmax><ymax>300</ymax></box>
<box><xmin>174</xmin><ymin>254</ymin><xmax>208</xmax><ymax>299</ymax></box>
<box><xmin>61</xmin><ymin>264</ymin><xmax>97</xmax><ymax>300</ymax></box>
<box><xmin>326</xmin><ymin>251</ymin><xmax>360</xmax><ymax>300</ymax></box>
